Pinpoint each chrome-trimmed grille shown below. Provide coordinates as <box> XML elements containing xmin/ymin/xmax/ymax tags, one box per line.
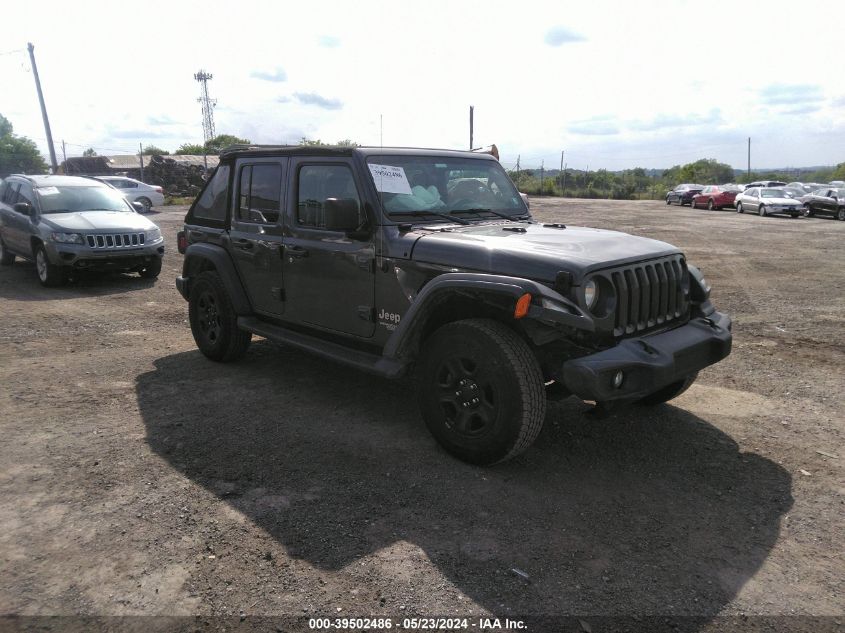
<box><xmin>85</xmin><ymin>233</ymin><xmax>145</xmax><ymax>249</ymax></box>
<box><xmin>608</xmin><ymin>255</ymin><xmax>688</xmax><ymax>337</ymax></box>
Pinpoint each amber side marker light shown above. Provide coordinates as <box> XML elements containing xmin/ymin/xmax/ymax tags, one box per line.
<box><xmin>514</xmin><ymin>293</ymin><xmax>532</xmax><ymax>319</ymax></box>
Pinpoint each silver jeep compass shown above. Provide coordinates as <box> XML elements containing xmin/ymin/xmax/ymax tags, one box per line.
<box><xmin>0</xmin><ymin>174</ymin><xmax>165</xmax><ymax>286</ymax></box>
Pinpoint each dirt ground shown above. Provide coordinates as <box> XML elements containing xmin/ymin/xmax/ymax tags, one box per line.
<box><xmin>0</xmin><ymin>199</ymin><xmax>842</xmax><ymax>632</ymax></box>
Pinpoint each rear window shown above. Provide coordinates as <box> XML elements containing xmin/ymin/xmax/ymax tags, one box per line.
<box><xmin>190</xmin><ymin>165</ymin><xmax>230</xmax><ymax>224</ymax></box>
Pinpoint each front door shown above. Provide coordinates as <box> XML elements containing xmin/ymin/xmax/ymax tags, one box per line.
<box><xmin>228</xmin><ymin>158</ymin><xmax>288</xmax><ymax>317</ymax></box>
<box><xmin>282</xmin><ymin>158</ymin><xmax>376</xmax><ymax>338</ymax></box>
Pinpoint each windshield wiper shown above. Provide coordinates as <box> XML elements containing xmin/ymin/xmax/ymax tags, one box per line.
<box><xmin>390</xmin><ymin>210</ymin><xmax>471</xmax><ymax>225</ymax></box>
<box><xmin>451</xmin><ymin>207</ymin><xmax>530</xmax><ymax>221</ymax></box>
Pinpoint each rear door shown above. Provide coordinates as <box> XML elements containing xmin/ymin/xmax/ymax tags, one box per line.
<box><xmin>281</xmin><ymin>157</ymin><xmax>376</xmax><ymax>338</ymax></box>
<box><xmin>228</xmin><ymin>157</ymin><xmax>288</xmax><ymax>317</ymax></box>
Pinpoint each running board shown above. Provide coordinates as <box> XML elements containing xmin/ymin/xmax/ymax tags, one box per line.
<box><xmin>237</xmin><ymin>316</ymin><xmax>405</xmax><ymax>378</ymax></box>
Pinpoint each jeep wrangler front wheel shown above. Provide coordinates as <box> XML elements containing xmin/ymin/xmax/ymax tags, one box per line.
<box><xmin>418</xmin><ymin>318</ymin><xmax>546</xmax><ymax>465</ymax></box>
<box><xmin>189</xmin><ymin>271</ymin><xmax>251</xmax><ymax>362</ymax></box>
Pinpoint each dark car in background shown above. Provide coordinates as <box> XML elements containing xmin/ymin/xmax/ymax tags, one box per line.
<box><xmin>691</xmin><ymin>185</ymin><xmax>741</xmax><ymax>210</ymax></box>
<box><xmin>666</xmin><ymin>184</ymin><xmax>704</xmax><ymax>206</ymax></box>
<box><xmin>802</xmin><ymin>188</ymin><xmax>845</xmax><ymax>220</ymax></box>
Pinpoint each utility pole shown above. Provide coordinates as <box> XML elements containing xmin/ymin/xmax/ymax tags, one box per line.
<box><xmin>61</xmin><ymin>140</ymin><xmax>67</xmax><ymax>173</ymax></box>
<box><xmin>559</xmin><ymin>150</ymin><xmax>564</xmax><ymax>196</ymax></box>
<box><xmin>540</xmin><ymin>160</ymin><xmax>545</xmax><ymax>197</ymax></box>
<box><xmin>139</xmin><ymin>142</ymin><xmax>145</xmax><ymax>182</ymax></box>
<box><xmin>27</xmin><ymin>42</ymin><xmax>58</xmax><ymax>173</ymax></box>
<box><xmin>469</xmin><ymin>106</ymin><xmax>474</xmax><ymax>150</ymax></box>
<box><xmin>747</xmin><ymin>137</ymin><xmax>751</xmax><ymax>177</ymax></box>
<box><xmin>562</xmin><ymin>162</ymin><xmax>567</xmax><ymax>196</ymax></box>
<box><xmin>515</xmin><ymin>155</ymin><xmax>520</xmax><ymax>188</ymax></box>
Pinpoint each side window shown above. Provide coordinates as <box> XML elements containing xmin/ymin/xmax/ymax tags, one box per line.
<box><xmin>3</xmin><ymin>182</ymin><xmax>20</xmax><ymax>204</ymax></box>
<box><xmin>18</xmin><ymin>183</ymin><xmax>34</xmax><ymax>207</ymax></box>
<box><xmin>236</xmin><ymin>163</ymin><xmax>282</xmax><ymax>224</ymax></box>
<box><xmin>296</xmin><ymin>165</ymin><xmax>360</xmax><ymax>229</ymax></box>
<box><xmin>191</xmin><ymin>165</ymin><xmax>230</xmax><ymax>223</ymax></box>
<box><xmin>122</xmin><ymin>180</ymin><xmax>138</xmax><ymax>189</ymax></box>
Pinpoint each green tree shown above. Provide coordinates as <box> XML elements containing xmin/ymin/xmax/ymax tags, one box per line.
<box><xmin>0</xmin><ymin>113</ymin><xmax>49</xmax><ymax>176</ymax></box>
<box><xmin>175</xmin><ymin>143</ymin><xmax>206</xmax><ymax>155</ymax></box>
<box><xmin>82</xmin><ymin>148</ymin><xmax>97</xmax><ymax>157</ymax></box>
<box><xmin>204</xmin><ymin>134</ymin><xmax>251</xmax><ymax>154</ymax></box>
<box><xmin>142</xmin><ymin>144</ymin><xmax>169</xmax><ymax>155</ymax></box>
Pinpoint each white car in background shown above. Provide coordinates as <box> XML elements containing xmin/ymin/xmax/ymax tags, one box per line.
<box><xmin>734</xmin><ymin>187</ymin><xmax>802</xmax><ymax>218</ymax></box>
<box><xmin>94</xmin><ymin>176</ymin><xmax>164</xmax><ymax>212</ymax></box>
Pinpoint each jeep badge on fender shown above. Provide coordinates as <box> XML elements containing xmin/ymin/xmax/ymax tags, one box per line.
<box><xmin>175</xmin><ymin>144</ymin><xmax>731</xmax><ymax>465</ymax></box>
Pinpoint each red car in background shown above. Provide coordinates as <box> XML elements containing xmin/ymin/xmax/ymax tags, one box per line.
<box><xmin>691</xmin><ymin>185</ymin><xmax>742</xmax><ymax>210</ymax></box>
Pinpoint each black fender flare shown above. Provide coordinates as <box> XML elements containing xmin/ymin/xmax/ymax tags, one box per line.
<box><xmin>182</xmin><ymin>243</ymin><xmax>252</xmax><ymax>315</ymax></box>
<box><xmin>383</xmin><ymin>272</ymin><xmax>593</xmax><ymax>361</ymax></box>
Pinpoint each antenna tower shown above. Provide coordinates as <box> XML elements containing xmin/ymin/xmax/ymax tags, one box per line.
<box><xmin>194</xmin><ymin>70</ymin><xmax>217</xmax><ymax>143</ymax></box>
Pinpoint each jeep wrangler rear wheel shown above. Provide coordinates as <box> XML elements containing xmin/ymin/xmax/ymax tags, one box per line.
<box><xmin>638</xmin><ymin>372</ymin><xmax>698</xmax><ymax>406</ymax></box>
<box><xmin>189</xmin><ymin>271</ymin><xmax>251</xmax><ymax>362</ymax></box>
<box><xmin>418</xmin><ymin>318</ymin><xmax>546</xmax><ymax>465</ymax></box>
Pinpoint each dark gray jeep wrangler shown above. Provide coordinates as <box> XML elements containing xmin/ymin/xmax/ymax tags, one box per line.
<box><xmin>176</xmin><ymin>145</ymin><xmax>731</xmax><ymax>465</ymax></box>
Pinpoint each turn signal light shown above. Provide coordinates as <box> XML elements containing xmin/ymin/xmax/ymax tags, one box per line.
<box><xmin>514</xmin><ymin>293</ymin><xmax>532</xmax><ymax>319</ymax></box>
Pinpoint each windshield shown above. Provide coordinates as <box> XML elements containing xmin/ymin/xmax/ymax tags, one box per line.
<box><xmin>36</xmin><ymin>185</ymin><xmax>132</xmax><ymax>213</ymax></box>
<box><xmin>761</xmin><ymin>188</ymin><xmax>787</xmax><ymax>198</ymax></box>
<box><xmin>366</xmin><ymin>156</ymin><xmax>527</xmax><ymax>219</ymax></box>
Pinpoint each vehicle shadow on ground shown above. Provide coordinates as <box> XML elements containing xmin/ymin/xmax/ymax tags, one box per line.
<box><xmin>0</xmin><ymin>262</ymin><xmax>156</xmax><ymax>300</ymax></box>
<box><xmin>137</xmin><ymin>342</ymin><xmax>792</xmax><ymax>622</ymax></box>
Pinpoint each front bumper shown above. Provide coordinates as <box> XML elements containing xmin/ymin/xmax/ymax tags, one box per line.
<box><xmin>48</xmin><ymin>240</ymin><xmax>165</xmax><ymax>270</ymax></box>
<box><xmin>561</xmin><ymin>311</ymin><xmax>732</xmax><ymax>402</ymax></box>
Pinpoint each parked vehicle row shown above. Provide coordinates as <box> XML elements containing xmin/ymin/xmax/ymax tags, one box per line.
<box><xmin>670</xmin><ymin>180</ymin><xmax>845</xmax><ymax>220</ymax></box>
<box><xmin>93</xmin><ymin>176</ymin><xmax>165</xmax><ymax>212</ymax></box>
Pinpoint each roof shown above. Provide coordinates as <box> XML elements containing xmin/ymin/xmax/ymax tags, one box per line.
<box><xmin>218</xmin><ymin>144</ymin><xmax>494</xmax><ymax>161</ymax></box>
<box><xmin>9</xmin><ymin>174</ymin><xmax>109</xmax><ymax>188</ymax></box>
<box><xmin>150</xmin><ymin>154</ymin><xmax>220</xmax><ymax>167</ymax></box>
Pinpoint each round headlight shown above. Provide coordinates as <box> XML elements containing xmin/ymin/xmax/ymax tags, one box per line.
<box><xmin>584</xmin><ymin>279</ymin><xmax>598</xmax><ymax>309</ymax></box>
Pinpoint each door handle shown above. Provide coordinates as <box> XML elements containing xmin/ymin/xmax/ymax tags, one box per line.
<box><xmin>233</xmin><ymin>239</ymin><xmax>254</xmax><ymax>250</ymax></box>
<box><xmin>288</xmin><ymin>246</ymin><xmax>309</xmax><ymax>258</ymax></box>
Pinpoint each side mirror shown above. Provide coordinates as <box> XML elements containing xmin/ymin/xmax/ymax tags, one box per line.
<box><xmin>323</xmin><ymin>198</ymin><xmax>361</xmax><ymax>232</ymax></box>
<box><xmin>13</xmin><ymin>202</ymin><xmax>31</xmax><ymax>215</ymax></box>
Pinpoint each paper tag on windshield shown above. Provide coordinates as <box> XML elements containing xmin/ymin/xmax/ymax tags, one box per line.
<box><xmin>38</xmin><ymin>187</ymin><xmax>60</xmax><ymax>195</ymax></box>
<box><xmin>368</xmin><ymin>164</ymin><xmax>412</xmax><ymax>195</ymax></box>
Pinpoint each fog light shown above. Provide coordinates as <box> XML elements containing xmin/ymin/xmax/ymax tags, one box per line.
<box><xmin>612</xmin><ymin>371</ymin><xmax>624</xmax><ymax>389</ymax></box>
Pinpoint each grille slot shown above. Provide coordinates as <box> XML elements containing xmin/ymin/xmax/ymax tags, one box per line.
<box><xmin>609</xmin><ymin>255</ymin><xmax>688</xmax><ymax>336</ymax></box>
<box><xmin>86</xmin><ymin>233</ymin><xmax>145</xmax><ymax>249</ymax></box>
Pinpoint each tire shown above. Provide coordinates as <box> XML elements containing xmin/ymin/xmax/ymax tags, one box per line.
<box><xmin>0</xmin><ymin>238</ymin><xmax>14</xmax><ymax>265</ymax></box>
<box><xmin>666</xmin><ymin>197</ymin><xmax>671</xmax><ymax>205</ymax></box>
<box><xmin>837</xmin><ymin>208</ymin><xmax>845</xmax><ymax>221</ymax></box>
<box><xmin>34</xmin><ymin>244</ymin><xmax>65</xmax><ymax>287</ymax></box>
<box><xmin>759</xmin><ymin>204</ymin><xmax>767</xmax><ymax>217</ymax></box>
<box><xmin>639</xmin><ymin>372</ymin><xmax>698</xmax><ymax>406</ymax></box>
<box><xmin>418</xmin><ymin>318</ymin><xmax>546</xmax><ymax>465</ymax></box>
<box><xmin>736</xmin><ymin>203</ymin><xmax>743</xmax><ymax>213</ymax></box>
<box><xmin>803</xmin><ymin>205</ymin><xmax>813</xmax><ymax>217</ymax></box>
<box><xmin>137</xmin><ymin>197</ymin><xmax>152</xmax><ymax>213</ymax></box>
<box><xmin>139</xmin><ymin>257</ymin><xmax>162</xmax><ymax>279</ymax></box>
<box><xmin>188</xmin><ymin>270</ymin><xmax>252</xmax><ymax>362</ymax></box>
<box><xmin>790</xmin><ymin>212</ymin><xmax>799</xmax><ymax>219</ymax></box>
<box><xmin>707</xmin><ymin>199</ymin><xmax>715</xmax><ymax>211</ymax></box>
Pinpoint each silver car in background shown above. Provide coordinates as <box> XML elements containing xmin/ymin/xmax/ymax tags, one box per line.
<box><xmin>734</xmin><ymin>187</ymin><xmax>802</xmax><ymax>218</ymax></box>
<box><xmin>94</xmin><ymin>176</ymin><xmax>165</xmax><ymax>212</ymax></box>
<box><xmin>0</xmin><ymin>175</ymin><xmax>165</xmax><ymax>286</ymax></box>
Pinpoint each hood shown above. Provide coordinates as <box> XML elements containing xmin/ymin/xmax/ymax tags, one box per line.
<box><xmin>41</xmin><ymin>211</ymin><xmax>158</xmax><ymax>232</ymax></box>
<box><xmin>762</xmin><ymin>197</ymin><xmax>801</xmax><ymax>205</ymax></box>
<box><xmin>410</xmin><ymin>222</ymin><xmax>681</xmax><ymax>283</ymax></box>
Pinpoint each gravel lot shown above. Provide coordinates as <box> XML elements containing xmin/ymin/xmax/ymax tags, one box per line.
<box><xmin>0</xmin><ymin>199</ymin><xmax>842</xmax><ymax>632</ymax></box>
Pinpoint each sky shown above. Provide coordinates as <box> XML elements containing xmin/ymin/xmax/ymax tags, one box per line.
<box><xmin>1</xmin><ymin>0</ymin><xmax>843</xmax><ymax>173</ymax></box>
